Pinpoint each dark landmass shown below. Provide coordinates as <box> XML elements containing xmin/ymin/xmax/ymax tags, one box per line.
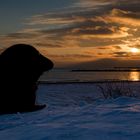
<box><xmin>71</xmin><ymin>69</ymin><xmax>140</xmax><ymax>72</ymax></box>
<box><xmin>39</xmin><ymin>80</ymin><xmax>140</xmax><ymax>84</ymax></box>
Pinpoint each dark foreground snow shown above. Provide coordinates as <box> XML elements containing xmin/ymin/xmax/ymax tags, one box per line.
<box><xmin>0</xmin><ymin>83</ymin><xmax>140</xmax><ymax>140</ymax></box>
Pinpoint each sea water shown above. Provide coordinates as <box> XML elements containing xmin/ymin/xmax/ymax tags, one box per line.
<box><xmin>39</xmin><ymin>69</ymin><xmax>140</xmax><ymax>83</ymax></box>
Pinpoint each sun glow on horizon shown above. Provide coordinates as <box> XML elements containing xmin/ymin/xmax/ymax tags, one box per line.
<box><xmin>130</xmin><ymin>48</ymin><xmax>139</xmax><ymax>53</ymax></box>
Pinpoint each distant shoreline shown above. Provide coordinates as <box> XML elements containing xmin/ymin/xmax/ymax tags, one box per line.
<box><xmin>71</xmin><ymin>69</ymin><xmax>140</xmax><ymax>72</ymax></box>
<box><xmin>38</xmin><ymin>80</ymin><xmax>140</xmax><ymax>85</ymax></box>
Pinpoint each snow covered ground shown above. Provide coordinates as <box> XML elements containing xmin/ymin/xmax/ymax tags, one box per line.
<box><xmin>1</xmin><ymin>82</ymin><xmax>140</xmax><ymax>140</ymax></box>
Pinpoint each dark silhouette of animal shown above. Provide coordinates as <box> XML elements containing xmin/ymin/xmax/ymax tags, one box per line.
<box><xmin>0</xmin><ymin>44</ymin><xmax>53</xmax><ymax>114</ymax></box>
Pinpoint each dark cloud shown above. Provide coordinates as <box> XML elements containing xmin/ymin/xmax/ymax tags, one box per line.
<box><xmin>1</xmin><ymin>0</ymin><xmax>140</xmax><ymax>67</ymax></box>
<box><xmin>6</xmin><ymin>32</ymin><xmax>38</xmax><ymax>39</ymax></box>
<box><xmin>48</xmin><ymin>54</ymin><xmax>93</xmax><ymax>59</ymax></box>
<box><xmin>71</xmin><ymin>26</ymin><xmax>122</xmax><ymax>36</ymax></box>
<box><xmin>114</xmin><ymin>1</ymin><xmax>140</xmax><ymax>12</ymax></box>
<box><xmin>35</xmin><ymin>43</ymin><xmax>63</xmax><ymax>48</ymax></box>
<box><xmin>113</xmin><ymin>52</ymin><xmax>130</xmax><ymax>57</ymax></box>
<box><xmin>110</xmin><ymin>8</ymin><xmax>140</xmax><ymax>22</ymax></box>
<box><xmin>7</xmin><ymin>0</ymin><xmax>140</xmax><ymax>43</ymax></box>
<box><xmin>25</xmin><ymin>0</ymin><xmax>140</xmax><ymax>42</ymax></box>
<box><xmin>112</xmin><ymin>9</ymin><xmax>140</xmax><ymax>19</ymax></box>
<box><xmin>71</xmin><ymin>58</ymin><xmax>140</xmax><ymax>69</ymax></box>
<box><xmin>38</xmin><ymin>20</ymin><xmax>130</xmax><ymax>39</ymax></box>
<box><xmin>114</xmin><ymin>46</ymin><xmax>122</xmax><ymax>50</ymax></box>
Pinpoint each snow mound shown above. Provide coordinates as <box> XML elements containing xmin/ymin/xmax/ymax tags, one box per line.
<box><xmin>0</xmin><ymin>83</ymin><xmax>140</xmax><ymax>140</ymax></box>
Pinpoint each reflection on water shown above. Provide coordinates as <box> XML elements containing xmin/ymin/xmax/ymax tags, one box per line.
<box><xmin>40</xmin><ymin>70</ymin><xmax>140</xmax><ymax>82</ymax></box>
<box><xmin>129</xmin><ymin>71</ymin><xmax>140</xmax><ymax>81</ymax></box>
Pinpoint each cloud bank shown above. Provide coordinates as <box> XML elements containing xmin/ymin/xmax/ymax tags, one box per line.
<box><xmin>0</xmin><ymin>0</ymin><xmax>140</xmax><ymax>67</ymax></box>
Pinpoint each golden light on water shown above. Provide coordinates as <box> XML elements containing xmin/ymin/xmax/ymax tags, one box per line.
<box><xmin>130</xmin><ymin>71</ymin><xmax>140</xmax><ymax>81</ymax></box>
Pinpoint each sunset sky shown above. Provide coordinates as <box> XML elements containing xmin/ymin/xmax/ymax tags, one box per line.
<box><xmin>0</xmin><ymin>0</ymin><xmax>140</xmax><ymax>68</ymax></box>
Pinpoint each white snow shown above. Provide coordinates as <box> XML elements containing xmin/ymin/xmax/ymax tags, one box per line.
<box><xmin>1</xmin><ymin>82</ymin><xmax>140</xmax><ymax>140</ymax></box>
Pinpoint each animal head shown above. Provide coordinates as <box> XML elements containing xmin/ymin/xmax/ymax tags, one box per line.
<box><xmin>0</xmin><ymin>44</ymin><xmax>54</xmax><ymax>82</ymax></box>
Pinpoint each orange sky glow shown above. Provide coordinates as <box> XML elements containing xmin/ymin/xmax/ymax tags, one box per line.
<box><xmin>0</xmin><ymin>0</ymin><xmax>140</xmax><ymax>68</ymax></box>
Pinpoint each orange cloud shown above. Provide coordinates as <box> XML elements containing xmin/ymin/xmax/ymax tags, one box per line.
<box><xmin>0</xmin><ymin>0</ymin><xmax>140</xmax><ymax>67</ymax></box>
<box><xmin>103</xmin><ymin>9</ymin><xmax>140</xmax><ymax>26</ymax></box>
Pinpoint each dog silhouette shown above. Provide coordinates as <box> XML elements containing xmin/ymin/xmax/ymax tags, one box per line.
<box><xmin>0</xmin><ymin>44</ymin><xmax>53</xmax><ymax>114</ymax></box>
